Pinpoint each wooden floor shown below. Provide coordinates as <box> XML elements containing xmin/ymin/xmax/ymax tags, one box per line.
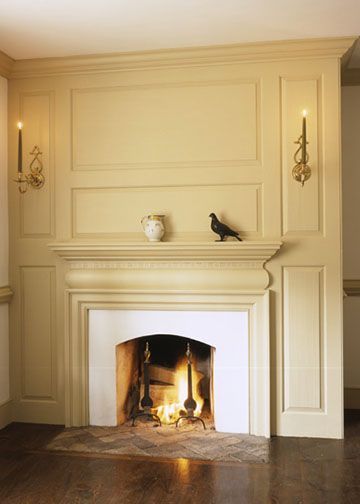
<box><xmin>1</xmin><ymin>412</ymin><xmax>360</xmax><ymax>503</ymax></box>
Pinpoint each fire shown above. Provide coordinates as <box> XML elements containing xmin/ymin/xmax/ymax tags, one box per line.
<box><xmin>154</xmin><ymin>359</ymin><xmax>204</xmax><ymax>425</ymax></box>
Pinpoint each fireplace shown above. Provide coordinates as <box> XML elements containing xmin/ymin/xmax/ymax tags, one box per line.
<box><xmin>49</xmin><ymin>240</ymin><xmax>282</xmax><ymax>438</ymax></box>
<box><xmin>116</xmin><ymin>334</ymin><xmax>213</xmax><ymax>427</ymax></box>
<box><xmin>88</xmin><ymin>309</ymin><xmax>249</xmax><ymax>432</ymax></box>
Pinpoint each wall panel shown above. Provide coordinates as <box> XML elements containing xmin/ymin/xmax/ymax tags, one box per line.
<box><xmin>20</xmin><ymin>266</ymin><xmax>56</xmax><ymax>400</ymax></box>
<box><xmin>281</xmin><ymin>77</ymin><xmax>322</xmax><ymax>235</ymax></box>
<box><xmin>283</xmin><ymin>266</ymin><xmax>324</xmax><ymax>411</ymax></box>
<box><xmin>19</xmin><ymin>91</ymin><xmax>54</xmax><ymax>237</ymax></box>
<box><xmin>72</xmin><ymin>81</ymin><xmax>260</xmax><ymax>171</ymax></box>
<box><xmin>72</xmin><ymin>184</ymin><xmax>262</xmax><ymax>238</ymax></box>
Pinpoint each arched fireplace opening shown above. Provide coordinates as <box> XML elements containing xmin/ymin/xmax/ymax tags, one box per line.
<box><xmin>116</xmin><ymin>334</ymin><xmax>213</xmax><ymax>427</ymax></box>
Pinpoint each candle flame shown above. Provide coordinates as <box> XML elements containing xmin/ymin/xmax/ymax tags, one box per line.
<box><xmin>302</xmin><ymin>110</ymin><xmax>307</xmax><ymax>117</ymax></box>
<box><xmin>17</xmin><ymin>121</ymin><xmax>23</xmax><ymax>130</ymax></box>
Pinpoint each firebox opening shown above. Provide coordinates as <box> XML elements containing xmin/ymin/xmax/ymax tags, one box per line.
<box><xmin>116</xmin><ymin>334</ymin><xmax>214</xmax><ymax>427</ymax></box>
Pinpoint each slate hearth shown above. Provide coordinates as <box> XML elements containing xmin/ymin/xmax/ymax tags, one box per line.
<box><xmin>46</xmin><ymin>423</ymin><xmax>269</xmax><ymax>463</ymax></box>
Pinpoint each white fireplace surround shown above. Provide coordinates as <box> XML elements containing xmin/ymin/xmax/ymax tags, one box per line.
<box><xmin>49</xmin><ymin>241</ymin><xmax>282</xmax><ymax>438</ymax></box>
<box><xmin>89</xmin><ymin>309</ymin><xmax>249</xmax><ymax>433</ymax></box>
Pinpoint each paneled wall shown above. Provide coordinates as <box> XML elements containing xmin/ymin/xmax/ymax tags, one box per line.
<box><xmin>7</xmin><ymin>40</ymin><xmax>349</xmax><ymax>437</ymax></box>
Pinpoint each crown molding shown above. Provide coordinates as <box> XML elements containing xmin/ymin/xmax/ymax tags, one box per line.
<box><xmin>9</xmin><ymin>37</ymin><xmax>357</xmax><ymax>79</ymax></box>
<box><xmin>0</xmin><ymin>50</ymin><xmax>14</xmax><ymax>78</ymax></box>
<box><xmin>0</xmin><ymin>286</ymin><xmax>13</xmax><ymax>304</ymax></box>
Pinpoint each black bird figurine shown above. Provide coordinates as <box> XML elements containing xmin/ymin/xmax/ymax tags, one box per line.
<box><xmin>209</xmin><ymin>213</ymin><xmax>242</xmax><ymax>242</ymax></box>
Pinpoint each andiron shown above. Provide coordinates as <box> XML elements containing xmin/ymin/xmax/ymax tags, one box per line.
<box><xmin>176</xmin><ymin>342</ymin><xmax>206</xmax><ymax>430</ymax></box>
<box><xmin>132</xmin><ymin>342</ymin><xmax>162</xmax><ymax>427</ymax></box>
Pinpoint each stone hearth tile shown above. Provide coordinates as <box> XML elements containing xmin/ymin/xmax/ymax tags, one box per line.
<box><xmin>67</xmin><ymin>442</ymin><xmax>92</xmax><ymax>452</ymax></box>
<box><xmin>136</xmin><ymin>432</ymin><xmax>169</xmax><ymax>445</ymax></box>
<box><xmin>153</xmin><ymin>427</ymin><xmax>185</xmax><ymax>437</ymax></box>
<box><xmin>191</xmin><ymin>430</ymin><xmax>229</xmax><ymax>440</ymax></box>
<box><xmin>186</xmin><ymin>435</ymin><xmax>245</xmax><ymax>453</ymax></box>
<box><xmin>189</xmin><ymin>443</ymin><xmax>244</xmax><ymax>460</ymax></box>
<box><xmin>131</xmin><ymin>436</ymin><xmax>158</xmax><ymax>450</ymax></box>
<box><xmin>177</xmin><ymin>436</ymin><xmax>215</xmax><ymax>452</ymax></box>
<box><xmin>52</xmin><ymin>429</ymin><xmax>85</xmax><ymax>440</ymax></box>
<box><xmin>86</xmin><ymin>426</ymin><xmax>115</xmax><ymax>438</ymax></box>
<box><xmin>154</xmin><ymin>433</ymin><xmax>192</xmax><ymax>444</ymax></box>
<box><xmin>98</xmin><ymin>432</ymin><xmax>135</xmax><ymax>443</ymax></box>
<box><xmin>46</xmin><ymin>425</ymin><xmax>269</xmax><ymax>463</ymax></box>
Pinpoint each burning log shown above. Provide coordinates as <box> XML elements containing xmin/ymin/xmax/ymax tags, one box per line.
<box><xmin>148</xmin><ymin>364</ymin><xmax>176</xmax><ymax>385</ymax></box>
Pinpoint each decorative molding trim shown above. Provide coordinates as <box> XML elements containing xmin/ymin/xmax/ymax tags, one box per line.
<box><xmin>0</xmin><ymin>400</ymin><xmax>12</xmax><ymax>430</ymax></box>
<box><xmin>68</xmin><ymin>260</ymin><xmax>264</xmax><ymax>270</ymax></box>
<box><xmin>49</xmin><ymin>240</ymin><xmax>281</xmax><ymax>293</ymax></box>
<box><xmin>343</xmin><ymin>279</ymin><xmax>360</xmax><ymax>296</ymax></box>
<box><xmin>344</xmin><ymin>388</ymin><xmax>360</xmax><ymax>410</ymax></box>
<box><xmin>0</xmin><ymin>286</ymin><xmax>13</xmax><ymax>304</ymax></box>
<box><xmin>342</xmin><ymin>68</ymin><xmax>360</xmax><ymax>86</ymax></box>
<box><xmin>0</xmin><ymin>50</ymin><xmax>14</xmax><ymax>78</ymax></box>
<box><xmin>9</xmin><ymin>37</ymin><xmax>356</xmax><ymax>79</ymax></box>
<box><xmin>49</xmin><ymin>240</ymin><xmax>282</xmax><ymax>263</ymax></box>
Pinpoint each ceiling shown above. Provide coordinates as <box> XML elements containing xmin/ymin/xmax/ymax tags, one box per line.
<box><xmin>0</xmin><ymin>0</ymin><xmax>359</xmax><ymax>61</ymax></box>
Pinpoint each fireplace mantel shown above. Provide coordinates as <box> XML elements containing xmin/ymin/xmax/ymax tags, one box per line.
<box><xmin>49</xmin><ymin>240</ymin><xmax>282</xmax><ymax>292</ymax></box>
<box><xmin>48</xmin><ymin>240</ymin><xmax>281</xmax><ymax>433</ymax></box>
<box><xmin>49</xmin><ymin>240</ymin><xmax>282</xmax><ymax>262</ymax></box>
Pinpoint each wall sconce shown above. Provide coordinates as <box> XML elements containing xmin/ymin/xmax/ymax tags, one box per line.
<box><xmin>292</xmin><ymin>110</ymin><xmax>311</xmax><ymax>187</ymax></box>
<box><xmin>13</xmin><ymin>122</ymin><xmax>45</xmax><ymax>194</ymax></box>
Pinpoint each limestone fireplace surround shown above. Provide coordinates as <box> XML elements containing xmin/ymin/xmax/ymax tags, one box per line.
<box><xmin>49</xmin><ymin>241</ymin><xmax>282</xmax><ymax>438</ymax></box>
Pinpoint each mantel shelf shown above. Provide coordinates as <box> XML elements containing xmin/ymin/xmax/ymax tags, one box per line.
<box><xmin>48</xmin><ymin>240</ymin><xmax>282</xmax><ymax>264</ymax></box>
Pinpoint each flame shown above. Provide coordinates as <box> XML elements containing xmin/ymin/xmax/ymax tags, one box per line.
<box><xmin>154</xmin><ymin>359</ymin><xmax>204</xmax><ymax>425</ymax></box>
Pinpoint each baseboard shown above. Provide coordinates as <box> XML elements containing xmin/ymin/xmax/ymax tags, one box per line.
<box><xmin>0</xmin><ymin>400</ymin><xmax>12</xmax><ymax>430</ymax></box>
<box><xmin>344</xmin><ymin>388</ymin><xmax>360</xmax><ymax>409</ymax></box>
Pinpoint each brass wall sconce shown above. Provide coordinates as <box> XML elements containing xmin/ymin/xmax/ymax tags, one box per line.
<box><xmin>14</xmin><ymin>122</ymin><xmax>45</xmax><ymax>194</ymax></box>
<box><xmin>292</xmin><ymin>110</ymin><xmax>311</xmax><ymax>187</ymax></box>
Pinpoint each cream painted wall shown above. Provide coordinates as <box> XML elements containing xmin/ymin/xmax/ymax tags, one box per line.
<box><xmin>0</xmin><ymin>76</ymin><xmax>10</xmax><ymax>411</ymax></box>
<box><xmin>7</xmin><ymin>39</ymin><xmax>350</xmax><ymax>437</ymax></box>
<box><xmin>342</xmin><ymin>85</ymin><xmax>360</xmax><ymax>396</ymax></box>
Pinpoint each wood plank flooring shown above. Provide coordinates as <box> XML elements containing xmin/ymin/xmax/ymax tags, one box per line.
<box><xmin>0</xmin><ymin>411</ymin><xmax>360</xmax><ymax>503</ymax></box>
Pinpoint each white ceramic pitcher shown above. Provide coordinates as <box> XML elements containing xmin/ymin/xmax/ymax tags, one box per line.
<box><xmin>141</xmin><ymin>214</ymin><xmax>165</xmax><ymax>242</ymax></box>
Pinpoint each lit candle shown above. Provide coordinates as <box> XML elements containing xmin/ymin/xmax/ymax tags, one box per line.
<box><xmin>301</xmin><ymin>110</ymin><xmax>307</xmax><ymax>164</ymax></box>
<box><xmin>17</xmin><ymin>122</ymin><xmax>23</xmax><ymax>173</ymax></box>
